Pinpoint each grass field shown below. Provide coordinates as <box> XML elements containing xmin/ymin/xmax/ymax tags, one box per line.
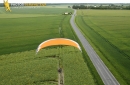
<box><xmin>0</xmin><ymin>7</ymin><xmax>98</xmax><ymax>85</ymax></box>
<box><xmin>0</xmin><ymin>7</ymin><xmax>73</xmax><ymax>55</ymax></box>
<box><xmin>76</xmin><ymin>10</ymin><xmax>130</xmax><ymax>85</ymax></box>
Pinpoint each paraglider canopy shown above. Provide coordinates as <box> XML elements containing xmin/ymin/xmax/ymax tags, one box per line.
<box><xmin>36</xmin><ymin>38</ymin><xmax>81</xmax><ymax>54</ymax></box>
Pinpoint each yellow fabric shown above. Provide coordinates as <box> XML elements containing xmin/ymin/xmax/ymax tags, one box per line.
<box><xmin>4</xmin><ymin>0</ymin><xmax>11</xmax><ymax>12</ymax></box>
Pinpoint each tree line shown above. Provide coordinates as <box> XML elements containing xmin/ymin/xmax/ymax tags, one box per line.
<box><xmin>72</xmin><ymin>5</ymin><xmax>130</xmax><ymax>10</ymax></box>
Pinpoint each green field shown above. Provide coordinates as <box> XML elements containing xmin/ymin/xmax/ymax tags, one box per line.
<box><xmin>76</xmin><ymin>10</ymin><xmax>130</xmax><ymax>85</ymax></box>
<box><xmin>0</xmin><ymin>7</ymin><xmax>98</xmax><ymax>85</ymax></box>
<box><xmin>0</xmin><ymin>47</ymin><xmax>96</xmax><ymax>85</ymax></box>
<box><xmin>0</xmin><ymin>7</ymin><xmax>73</xmax><ymax>55</ymax></box>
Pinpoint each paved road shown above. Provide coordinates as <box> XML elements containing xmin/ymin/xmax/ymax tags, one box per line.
<box><xmin>70</xmin><ymin>10</ymin><xmax>120</xmax><ymax>85</ymax></box>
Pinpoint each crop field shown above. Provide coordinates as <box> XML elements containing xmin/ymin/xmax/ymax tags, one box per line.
<box><xmin>0</xmin><ymin>47</ymin><xmax>96</xmax><ymax>85</ymax></box>
<box><xmin>76</xmin><ymin>10</ymin><xmax>130</xmax><ymax>85</ymax></box>
<box><xmin>0</xmin><ymin>7</ymin><xmax>73</xmax><ymax>55</ymax></box>
<box><xmin>0</xmin><ymin>7</ymin><xmax>97</xmax><ymax>85</ymax></box>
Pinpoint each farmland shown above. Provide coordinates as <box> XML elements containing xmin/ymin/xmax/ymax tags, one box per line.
<box><xmin>0</xmin><ymin>7</ymin><xmax>98</xmax><ymax>85</ymax></box>
<box><xmin>0</xmin><ymin>7</ymin><xmax>73</xmax><ymax>55</ymax></box>
<box><xmin>76</xmin><ymin>10</ymin><xmax>130</xmax><ymax>85</ymax></box>
<box><xmin>0</xmin><ymin>47</ymin><xmax>96</xmax><ymax>85</ymax></box>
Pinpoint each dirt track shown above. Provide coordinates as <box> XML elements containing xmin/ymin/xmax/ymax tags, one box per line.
<box><xmin>58</xmin><ymin>69</ymin><xmax>64</xmax><ymax>85</ymax></box>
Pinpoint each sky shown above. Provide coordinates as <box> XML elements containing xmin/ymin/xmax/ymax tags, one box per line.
<box><xmin>0</xmin><ymin>0</ymin><xmax>130</xmax><ymax>3</ymax></box>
